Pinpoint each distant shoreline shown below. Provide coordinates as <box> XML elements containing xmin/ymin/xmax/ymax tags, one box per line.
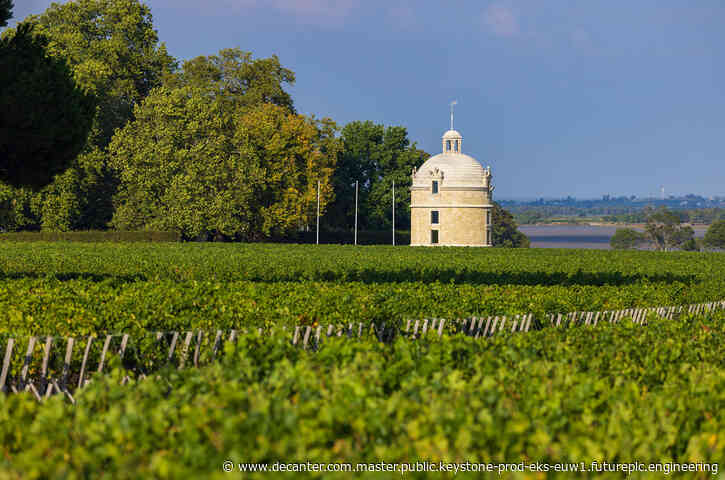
<box><xmin>525</xmin><ymin>222</ymin><xmax>710</xmax><ymax>229</ymax></box>
<box><xmin>517</xmin><ymin>223</ymin><xmax>708</xmax><ymax>250</ymax></box>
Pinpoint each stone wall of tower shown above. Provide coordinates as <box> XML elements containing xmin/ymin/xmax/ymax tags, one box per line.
<box><xmin>410</xmin><ymin>186</ymin><xmax>492</xmax><ymax>246</ymax></box>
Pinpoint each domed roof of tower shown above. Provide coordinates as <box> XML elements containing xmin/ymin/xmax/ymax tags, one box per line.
<box><xmin>413</xmin><ymin>153</ymin><xmax>489</xmax><ymax>188</ymax></box>
<box><xmin>442</xmin><ymin>129</ymin><xmax>462</xmax><ymax>139</ymax></box>
<box><xmin>411</xmin><ymin>128</ymin><xmax>491</xmax><ymax>188</ymax></box>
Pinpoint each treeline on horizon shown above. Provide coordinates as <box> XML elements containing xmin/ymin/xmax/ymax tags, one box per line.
<box><xmin>0</xmin><ymin>0</ymin><xmax>527</xmax><ymax>247</ymax></box>
<box><xmin>513</xmin><ymin>206</ymin><xmax>725</xmax><ymax>225</ymax></box>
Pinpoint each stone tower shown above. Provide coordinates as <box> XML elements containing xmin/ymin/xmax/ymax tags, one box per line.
<box><xmin>410</xmin><ymin>126</ymin><xmax>493</xmax><ymax>246</ymax></box>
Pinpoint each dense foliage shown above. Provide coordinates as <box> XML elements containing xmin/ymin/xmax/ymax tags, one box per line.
<box><xmin>0</xmin><ymin>0</ymin><xmax>11</xmax><ymax>27</ymax></box>
<box><xmin>0</xmin><ymin>23</ymin><xmax>95</xmax><ymax>189</ymax></box>
<box><xmin>704</xmin><ymin>220</ymin><xmax>725</xmax><ymax>249</ymax></box>
<box><xmin>108</xmin><ymin>88</ymin><xmax>338</xmax><ymax>239</ymax></box>
<box><xmin>0</xmin><ymin>243</ymin><xmax>723</xmax><ymax>337</ymax></box>
<box><xmin>165</xmin><ymin>47</ymin><xmax>296</xmax><ymax>114</ymax></box>
<box><xmin>643</xmin><ymin>207</ymin><xmax>695</xmax><ymax>251</ymax></box>
<box><xmin>491</xmin><ymin>202</ymin><xmax>529</xmax><ymax>248</ymax></box>
<box><xmin>324</xmin><ymin>121</ymin><xmax>429</xmax><ymax>231</ymax></box>
<box><xmin>610</xmin><ymin>228</ymin><xmax>646</xmax><ymax>250</ymax></box>
<box><xmin>1</xmin><ymin>0</ymin><xmax>176</xmax><ymax>230</ymax></box>
<box><xmin>0</xmin><ymin>230</ymin><xmax>179</xmax><ymax>242</ymax></box>
<box><xmin>1</xmin><ymin>313</ymin><xmax>724</xmax><ymax>478</ymax></box>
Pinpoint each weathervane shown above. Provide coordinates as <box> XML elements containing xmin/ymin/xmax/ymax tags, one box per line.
<box><xmin>450</xmin><ymin>100</ymin><xmax>457</xmax><ymax>130</ymax></box>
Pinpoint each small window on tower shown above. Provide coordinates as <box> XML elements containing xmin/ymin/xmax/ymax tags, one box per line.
<box><xmin>431</xmin><ymin>230</ymin><xmax>439</xmax><ymax>244</ymax></box>
<box><xmin>432</xmin><ymin>181</ymin><xmax>439</xmax><ymax>194</ymax></box>
<box><xmin>486</xmin><ymin>210</ymin><xmax>491</xmax><ymax>224</ymax></box>
<box><xmin>431</xmin><ymin>211</ymin><xmax>439</xmax><ymax>224</ymax></box>
<box><xmin>454</xmin><ymin>140</ymin><xmax>459</xmax><ymax>152</ymax></box>
<box><xmin>446</xmin><ymin>140</ymin><xmax>451</xmax><ymax>151</ymax></box>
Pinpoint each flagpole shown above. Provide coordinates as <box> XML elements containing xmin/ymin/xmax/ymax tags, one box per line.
<box><xmin>354</xmin><ymin>180</ymin><xmax>358</xmax><ymax>246</ymax></box>
<box><xmin>392</xmin><ymin>180</ymin><xmax>395</xmax><ymax>246</ymax></box>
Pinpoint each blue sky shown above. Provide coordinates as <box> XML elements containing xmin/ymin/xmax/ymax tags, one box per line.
<box><xmin>10</xmin><ymin>1</ymin><xmax>725</xmax><ymax>199</ymax></box>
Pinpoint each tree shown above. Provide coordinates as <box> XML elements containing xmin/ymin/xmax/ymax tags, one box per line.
<box><xmin>166</xmin><ymin>48</ymin><xmax>295</xmax><ymax>114</ymax></box>
<box><xmin>0</xmin><ymin>23</ymin><xmax>95</xmax><ymax>190</ymax></box>
<box><xmin>24</xmin><ymin>0</ymin><xmax>177</xmax><ymax>149</ymax></box>
<box><xmin>0</xmin><ymin>0</ymin><xmax>12</xmax><ymax>27</ymax></box>
<box><xmin>643</xmin><ymin>206</ymin><xmax>694</xmax><ymax>251</ymax></box>
<box><xmin>610</xmin><ymin>228</ymin><xmax>646</xmax><ymax>250</ymax></box>
<box><xmin>703</xmin><ymin>220</ymin><xmax>725</xmax><ymax>249</ymax></box>
<box><xmin>681</xmin><ymin>237</ymin><xmax>700</xmax><ymax>252</ymax></box>
<box><xmin>492</xmin><ymin>202</ymin><xmax>529</xmax><ymax>248</ymax></box>
<box><xmin>109</xmin><ymin>86</ymin><xmax>339</xmax><ymax>240</ymax></box>
<box><xmin>2</xmin><ymin>0</ymin><xmax>177</xmax><ymax>230</ymax></box>
<box><xmin>325</xmin><ymin>121</ymin><xmax>429</xmax><ymax>231</ymax></box>
<box><xmin>0</xmin><ymin>184</ymin><xmax>42</xmax><ymax>231</ymax></box>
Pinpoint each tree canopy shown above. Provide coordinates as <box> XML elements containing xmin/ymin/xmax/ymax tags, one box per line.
<box><xmin>109</xmin><ymin>86</ymin><xmax>338</xmax><ymax>240</ymax></box>
<box><xmin>643</xmin><ymin>206</ymin><xmax>694</xmax><ymax>251</ymax></box>
<box><xmin>492</xmin><ymin>202</ymin><xmax>530</xmax><ymax>248</ymax></box>
<box><xmin>166</xmin><ymin>48</ymin><xmax>295</xmax><ymax>114</ymax></box>
<box><xmin>325</xmin><ymin>120</ymin><xmax>429</xmax><ymax>231</ymax></box>
<box><xmin>1</xmin><ymin>0</ymin><xmax>177</xmax><ymax>230</ymax></box>
<box><xmin>24</xmin><ymin>0</ymin><xmax>177</xmax><ymax>149</ymax></box>
<box><xmin>703</xmin><ymin>220</ymin><xmax>725</xmax><ymax>249</ymax></box>
<box><xmin>610</xmin><ymin>228</ymin><xmax>646</xmax><ymax>250</ymax></box>
<box><xmin>0</xmin><ymin>23</ymin><xmax>95</xmax><ymax>189</ymax></box>
<box><xmin>0</xmin><ymin>0</ymin><xmax>12</xmax><ymax>28</ymax></box>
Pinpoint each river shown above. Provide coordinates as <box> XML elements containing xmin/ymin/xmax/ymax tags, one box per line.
<box><xmin>517</xmin><ymin>225</ymin><xmax>708</xmax><ymax>250</ymax></box>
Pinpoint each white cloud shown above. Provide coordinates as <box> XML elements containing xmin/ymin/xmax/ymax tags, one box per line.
<box><xmin>483</xmin><ymin>3</ymin><xmax>519</xmax><ymax>37</ymax></box>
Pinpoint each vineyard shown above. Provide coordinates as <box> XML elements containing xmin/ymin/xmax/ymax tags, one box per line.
<box><xmin>1</xmin><ymin>242</ymin><xmax>724</xmax><ymax>477</ymax></box>
<box><xmin>1</xmin><ymin>242</ymin><xmax>725</xmax><ymax>336</ymax></box>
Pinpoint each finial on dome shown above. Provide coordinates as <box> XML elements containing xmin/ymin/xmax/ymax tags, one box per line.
<box><xmin>450</xmin><ymin>100</ymin><xmax>457</xmax><ymax>130</ymax></box>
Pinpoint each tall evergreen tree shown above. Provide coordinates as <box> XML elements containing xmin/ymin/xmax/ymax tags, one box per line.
<box><xmin>0</xmin><ymin>23</ymin><xmax>95</xmax><ymax>190</ymax></box>
<box><xmin>0</xmin><ymin>0</ymin><xmax>12</xmax><ymax>28</ymax></box>
<box><xmin>1</xmin><ymin>0</ymin><xmax>176</xmax><ymax>230</ymax></box>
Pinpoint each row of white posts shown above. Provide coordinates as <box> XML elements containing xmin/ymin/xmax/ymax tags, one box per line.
<box><xmin>2</xmin><ymin>300</ymin><xmax>723</xmax><ymax>401</ymax></box>
<box><xmin>315</xmin><ymin>180</ymin><xmax>396</xmax><ymax>246</ymax></box>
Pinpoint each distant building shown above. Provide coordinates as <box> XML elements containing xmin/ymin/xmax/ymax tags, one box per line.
<box><xmin>410</xmin><ymin>127</ymin><xmax>493</xmax><ymax>246</ymax></box>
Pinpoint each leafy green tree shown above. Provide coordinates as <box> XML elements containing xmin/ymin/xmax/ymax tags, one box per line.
<box><xmin>492</xmin><ymin>202</ymin><xmax>529</xmax><ymax>248</ymax></box>
<box><xmin>0</xmin><ymin>24</ymin><xmax>95</xmax><ymax>190</ymax></box>
<box><xmin>703</xmin><ymin>220</ymin><xmax>725</xmax><ymax>249</ymax></box>
<box><xmin>325</xmin><ymin>121</ymin><xmax>429</xmax><ymax>231</ymax></box>
<box><xmin>681</xmin><ymin>237</ymin><xmax>700</xmax><ymax>252</ymax></box>
<box><xmin>109</xmin><ymin>87</ymin><xmax>338</xmax><ymax>240</ymax></box>
<box><xmin>610</xmin><ymin>228</ymin><xmax>646</xmax><ymax>250</ymax></box>
<box><xmin>0</xmin><ymin>0</ymin><xmax>12</xmax><ymax>27</ymax></box>
<box><xmin>643</xmin><ymin>206</ymin><xmax>694</xmax><ymax>251</ymax></box>
<box><xmin>0</xmin><ymin>184</ymin><xmax>42</xmax><ymax>231</ymax></box>
<box><xmin>2</xmin><ymin>0</ymin><xmax>177</xmax><ymax>230</ymax></box>
<box><xmin>24</xmin><ymin>0</ymin><xmax>177</xmax><ymax>149</ymax></box>
<box><xmin>166</xmin><ymin>48</ymin><xmax>295</xmax><ymax>113</ymax></box>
